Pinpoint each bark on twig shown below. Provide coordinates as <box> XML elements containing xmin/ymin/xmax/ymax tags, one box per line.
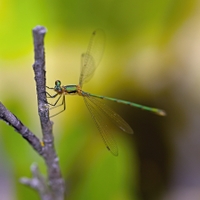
<box><xmin>32</xmin><ymin>25</ymin><xmax>65</xmax><ymax>200</ymax></box>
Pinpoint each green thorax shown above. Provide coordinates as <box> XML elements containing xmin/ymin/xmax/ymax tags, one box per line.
<box><xmin>63</xmin><ymin>84</ymin><xmax>78</xmax><ymax>94</ymax></box>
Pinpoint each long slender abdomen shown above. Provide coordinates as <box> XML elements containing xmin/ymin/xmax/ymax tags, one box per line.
<box><xmin>87</xmin><ymin>92</ymin><xmax>166</xmax><ymax>116</ymax></box>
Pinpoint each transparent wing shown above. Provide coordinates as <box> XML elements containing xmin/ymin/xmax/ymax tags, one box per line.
<box><xmin>79</xmin><ymin>29</ymin><xmax>106</xmax><ymax>87</ymax></box>
<box><xmin>83</xmin><ymin>94</ymin><xmax>133</xmax><ymax>156</ymax></box>
<box><xmin>87</xmin><ymin>95</ymin><xmax>133</xmax><ymax>134</ymax></box>
<box><xmin>83</xmin><ymin>96</ymin><xmax>118</xmax><ymax>156</ymax></box>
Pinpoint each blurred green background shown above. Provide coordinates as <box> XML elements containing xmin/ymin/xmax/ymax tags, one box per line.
<box><xmin>0</xmin><ymin>0</ymin><xmax>200</xmax><ymax>199</ymax></box>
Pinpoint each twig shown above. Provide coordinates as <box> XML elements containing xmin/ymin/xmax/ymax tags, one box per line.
<box><xmin>32</xmin><ymin>25</ymin><xmax>65</xmax><ymax>199</ymax></box>
<box><xmin>0</xmin><ymin>25</ymin><xmax>65</xmax><ymax>200</ymax></box>
<box><xmin>0</xmin><ymin>102</ymin><xmax>43</xmax><ymax>155</ymax></box>
<box><xmin>20</xmin><ymin>164</ymin><xmax>52</xmax><ymax>200</ymax></box>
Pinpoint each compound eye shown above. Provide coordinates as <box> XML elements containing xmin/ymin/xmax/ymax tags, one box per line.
<box><xmin>55</xmin><ymin>80</ymin><xmax>61</xmax><ymax>86</ymax></box>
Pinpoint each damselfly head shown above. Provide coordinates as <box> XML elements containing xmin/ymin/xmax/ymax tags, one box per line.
<box><xmin>54</xmin><ymin>80</ymin><xmax>62</xmax><ymax>92</ymax></box>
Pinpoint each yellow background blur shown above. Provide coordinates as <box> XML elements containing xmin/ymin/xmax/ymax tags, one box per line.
<box><xmin>0</xmin><ymin>0</ymin><xmax>200</xmax><ymax>200</ymax></box>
